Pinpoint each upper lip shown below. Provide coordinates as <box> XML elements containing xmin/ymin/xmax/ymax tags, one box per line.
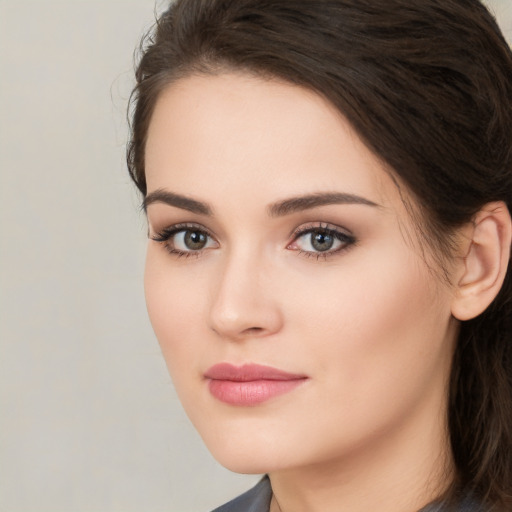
<box><xmin>204</xmin><ymin>363</ymin><xmax>307</xmax><ymax>382</ymax></box>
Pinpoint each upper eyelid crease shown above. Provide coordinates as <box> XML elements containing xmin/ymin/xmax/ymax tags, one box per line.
<box><xmin>150</xmin><ymin>223</ymin><xmax>214</xmax><ymax>238</ymax></box>
<box><xmin>292</xmin><ymin>221</ymin><xmax>353</xmax><ymax>236</ymax></box>
<box><xmin>153</xmin><ymin>223</ymin><xmax>353</xmax><ymax>247</ymax></box>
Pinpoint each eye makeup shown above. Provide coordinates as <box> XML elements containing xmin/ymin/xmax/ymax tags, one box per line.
<box><xmin>150</xmin><ymin>220</ymin><xmax>357</xmax><ymax>261</ymax></box>
<box><xmin>287</xmin><ymin>222</ymin><xmax>357</xmax><ymax>260</ymax></box>
<box><xmin>150</xmin><ymin>222</ymin><xmax>218</xmax><ymax>258</ymax></box>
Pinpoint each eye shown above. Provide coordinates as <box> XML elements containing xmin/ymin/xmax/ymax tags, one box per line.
<box><xmin>288</xmin><ymin>224</ymin><xmax>356</xmax><ymax>257</ymax></box>
<box><xmin>151</xmin><ymin>224</ymin><xmax>218</xmax><ymax>256</ymax></box>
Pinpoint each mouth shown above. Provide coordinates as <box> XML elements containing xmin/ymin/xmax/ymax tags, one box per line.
<box><xmin>204</xmin><ymin>363</ymin><xmax>308</xmax><ymax>406</ymax></box>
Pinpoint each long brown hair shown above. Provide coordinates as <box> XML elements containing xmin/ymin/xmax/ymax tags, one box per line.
<box><xmin>127</xmin><ymin>1</ymin><xmax>512</xmax><ymax>508</ymax></box>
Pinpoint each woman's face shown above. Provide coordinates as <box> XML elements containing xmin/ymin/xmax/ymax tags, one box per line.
<box><xmin>144</xmin><ymin>72</ymin><xmax>459</xmax><ymax>474</ymax></box>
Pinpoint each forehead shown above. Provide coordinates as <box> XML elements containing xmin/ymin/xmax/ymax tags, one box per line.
<box><xmin>145</xmin><ymin>72</ymin><xmax>398</xmax><ymax>209</ymax></box>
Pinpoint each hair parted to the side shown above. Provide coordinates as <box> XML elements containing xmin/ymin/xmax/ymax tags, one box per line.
<box><xmin>127</xmin><ymin>0</ymin><xmax>512</xmax><ymax>509</ymax></box>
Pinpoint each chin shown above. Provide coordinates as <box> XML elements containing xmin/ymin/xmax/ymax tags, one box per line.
<box><xmin>194</xmin><ymin>419</ymin><xmax>290</xmax><ymax>475</ymax></box>
<box><xmin>217</xmin><ymin>456</ymin><xmax>272</xmax><ymax>475</ymax></box>
<box><xmin>201</xmin><ymin>435</ymin><xmax>275</xmax><ymax>474</ymax></box>
<box><xmin>213</xmin><ymin>450</ymin><xmax>292</xmax><ymax>475</ymax></box>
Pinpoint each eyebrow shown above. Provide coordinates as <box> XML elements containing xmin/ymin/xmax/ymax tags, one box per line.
<box><xmin>143</xmin><ymin>189</ymin><xmax>380</xmax><ymax>217</ymax></box>
<box><xmin>143</xmin><ymin>189</ymin><xmax>213</xmax><ymax>215</ymax></box>
<box><xmin>268</xmin><ymin>192</ymin><xmax>380</xmax><ymax>217</ymax></box>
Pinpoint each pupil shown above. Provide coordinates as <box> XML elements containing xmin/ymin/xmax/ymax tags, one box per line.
<box><xmin>185</xmin><ymin>230</ymin><xmax>207</xmax><ymax>250</ymax></box>
<box><xmin>312</xmin><ymin>232</ymin><xmax>334</xmax><ymax>252</ymax></box>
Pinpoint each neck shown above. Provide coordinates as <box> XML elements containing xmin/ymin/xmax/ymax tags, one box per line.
<box><xmin>268</xmin><ymin>398</ymin><xmax>454</xmax><ymax>512</ymax></box>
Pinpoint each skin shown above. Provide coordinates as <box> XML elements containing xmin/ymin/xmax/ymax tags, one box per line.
<box><xmin>143</xmin><ymin>72</ymin><xmax>461</xmax><ymax>512</ymax></box>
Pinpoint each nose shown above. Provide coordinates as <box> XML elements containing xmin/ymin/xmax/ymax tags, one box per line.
<box><xmin>208</xmin><ymin>249</ymin><xmax>284</xmax><ymax>341</ymax></box>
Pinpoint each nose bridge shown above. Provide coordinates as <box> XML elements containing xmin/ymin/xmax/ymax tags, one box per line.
<box><xmin>208</xmin><ymin>242</ymin><xmax>282</xmax><ymax>339</ymax></box>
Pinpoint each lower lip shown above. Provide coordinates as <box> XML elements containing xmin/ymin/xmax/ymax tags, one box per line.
<box><xmin>208</xmin><ymin>378</ymin><xmax>306</xmax><ymax>406</ymax></box>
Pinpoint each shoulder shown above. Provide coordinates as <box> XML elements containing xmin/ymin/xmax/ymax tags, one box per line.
<box><xmin>211</xmin><ymin>476</ymin><xmax>272</xmax><ymax>512</ymax></box>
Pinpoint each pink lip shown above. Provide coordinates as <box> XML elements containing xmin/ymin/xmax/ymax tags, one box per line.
<box><xmin>204</xmin><ymin>363</ymin><xmax>308</xmax><ymax>406</ymax></box>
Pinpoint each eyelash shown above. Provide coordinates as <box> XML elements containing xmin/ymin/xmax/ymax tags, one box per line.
<box><xmin>288</xmin><ymin>223</ymin><xmax>356</xmax><ymax>260</ymax></box>
<box><xmin>150</xmin><ymin>223</ymin><xmax>216</xmax><ymax>258</ymax></box>
<box><xmin>150</xmin><ymin>222</ymin><xmax>356</xmax><ymax>260</ymax></box>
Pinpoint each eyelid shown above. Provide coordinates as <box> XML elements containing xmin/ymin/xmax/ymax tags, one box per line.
<box><xmin>149</xmin><ymin>222</ymin><xmax>215</xmax><ymax>240</ymax></box>
<box><xmin>287</xmin><ymin>222</ymin><xmax>357</xmax><ymax>258</ymax></box>
<box><xmin>149</xmin><ymin>221</ymin><xmax>355</xmax><ymax>259</ymax></box>
<box><xmin>289</xmin><ymin>221</ymin><xmax>354</xmax><ymax>239</ymax></box>
<box><xmin>150</xmin><ymin>222</ymin><xmax>219</xmax><ymax>257</ymax></box>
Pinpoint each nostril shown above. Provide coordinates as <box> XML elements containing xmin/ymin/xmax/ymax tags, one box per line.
<box><xmin>243</xmin><ymin>327</ymin><xmax>264</xmax><ymax>335</ymax></box>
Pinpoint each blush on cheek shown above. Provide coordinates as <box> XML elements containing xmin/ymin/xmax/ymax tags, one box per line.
<box><xmin>301</xmin><ymin>251</ymin><xmax>444</xmax><ymax>383</ymax></box>
<box><xmin>145</xmin><ymin>266</ymin><xmax>205</xmax><ymax>375</ymax></box>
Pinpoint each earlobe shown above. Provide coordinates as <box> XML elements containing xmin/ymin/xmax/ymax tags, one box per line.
<box><xmin>451</xmin><ymin>202</ymin><xmax>512</xmax><ymax>321</ymax></box>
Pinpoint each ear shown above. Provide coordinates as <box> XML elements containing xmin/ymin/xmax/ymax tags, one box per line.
<box><xmin>451</xmin><ymin>201</ymin><xmax>512</xmax><ymax>321</ymax></box>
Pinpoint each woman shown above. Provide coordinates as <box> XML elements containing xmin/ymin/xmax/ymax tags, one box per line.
<box><xmin>127</xmin><ymin>1</ymin><xmax>512</xmax><ymax>511</ymax></box>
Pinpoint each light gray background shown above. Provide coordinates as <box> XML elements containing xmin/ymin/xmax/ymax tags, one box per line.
<box><xmin>0</xmin><ymin>1</ymin><xmax>510</xmax><ymax>511</ymax></box>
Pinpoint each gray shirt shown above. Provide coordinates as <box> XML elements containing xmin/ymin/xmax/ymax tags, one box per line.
<box><xmin>211</xmin><ymin>476</ymin><xmax>485</xmax><ymax>512</ymax></box>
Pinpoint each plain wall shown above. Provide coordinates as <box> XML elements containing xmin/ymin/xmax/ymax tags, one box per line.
<box><xmin>0</xmin><ymin>1</ymin><xmax>510</xmax><ymax>511</ymax></box>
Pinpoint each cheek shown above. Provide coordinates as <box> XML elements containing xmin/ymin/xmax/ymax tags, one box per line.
<box><xmin>284</xmin><ymin>246</ymin><xmax>452</xmax><ymax>409</ymax></box>
<box><xmin>143</xmin><ymin>238</ymin><xmax>456</xmax><ymax>472</ymax></box>
<box><xmin>144</xmin><ymin>247</ymin><xmax>207</xmax><ymax>373</ymax></box>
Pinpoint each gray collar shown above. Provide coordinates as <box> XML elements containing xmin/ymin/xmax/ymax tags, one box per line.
<box><xmin>211</xmin><ymin>476</ymin><xmax>272</xmax><ymax>512</ymax></box>
<box><xmin>211</xmin><ymin>476</ymin><xmax>484</xmax><ymax>512</ymax></box>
